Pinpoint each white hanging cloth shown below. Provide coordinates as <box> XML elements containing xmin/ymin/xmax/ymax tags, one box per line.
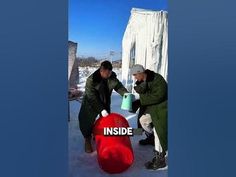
<box><xmin>122</xmin><ymin>8</ymin><xmax>168</xmax><ymax>87</ymax></box>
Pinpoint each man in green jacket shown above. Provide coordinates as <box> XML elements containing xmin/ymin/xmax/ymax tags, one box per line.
<box><xmin>130</xmin><ymin>64</ymin><xmax>168</xmax><ymax>170</ymax></box>
<box><xmin>78</xmin><ymin>61</ymin><xmax>128</xmax><ymax>153</ymax></box>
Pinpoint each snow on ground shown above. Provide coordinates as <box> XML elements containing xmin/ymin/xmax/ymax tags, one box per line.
<box><xmin>69</xmin><ymin>67</ymin><xmax>168</xmax><ymax>177</ymax></box>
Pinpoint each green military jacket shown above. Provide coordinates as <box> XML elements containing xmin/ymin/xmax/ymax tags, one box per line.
<box><xmin>134</xmin><ymin>70</ymin><xmax>168</xmax><ymax>151</ymax></box>
<box><xmin>78</xmin><ymin>69</ymin><xmax>128</xmax><ymax>136</ymax></box>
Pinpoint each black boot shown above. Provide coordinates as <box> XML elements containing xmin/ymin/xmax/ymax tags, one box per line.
<box><xmin>84</xmin><ymin>137</ymin><xmax>93</xmax><ymax>153</ymax></box>
<box><xmin>145</xmin><ymin>151</ymin><xmax>166</xmax><ymax>170</ymax></box>
<box><xmin>139</xmin><ymin>133</ymin><xmax>154</xmax><ymax>146</ymax></box>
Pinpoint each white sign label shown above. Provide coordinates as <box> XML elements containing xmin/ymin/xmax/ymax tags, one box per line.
<box><xmin>104</xmin><ymin>127</ymin><xmax>133</xmax><ymax>136</ymax></box>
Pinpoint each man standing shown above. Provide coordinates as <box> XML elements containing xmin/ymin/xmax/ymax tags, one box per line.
<box><xmin>130</xmin><ymin>64</ymin><xmax>168</xmax><ymax>170</ymax></box>
<box><xmin>78</xmin><ymin>60</ymin><xmax>128</xmax><ymax>153</ymax></box>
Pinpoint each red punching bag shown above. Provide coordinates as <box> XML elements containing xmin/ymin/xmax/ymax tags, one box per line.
<box><xmin>93</xmin><ymin>113</ymin><xmax>134</xmax><ymax>174</ymax></box>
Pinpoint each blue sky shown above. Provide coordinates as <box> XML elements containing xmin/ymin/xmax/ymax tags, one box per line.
<box><xmin>69</xmin><ymin>0</ymin><xmax>167</xmax><ymax>59</ymax></box>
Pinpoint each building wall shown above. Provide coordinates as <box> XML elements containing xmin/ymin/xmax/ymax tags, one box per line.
<box><xmin>68</xmin><ymin>41</ymin><xmax>79</xmax><ymax>89</ymax></box>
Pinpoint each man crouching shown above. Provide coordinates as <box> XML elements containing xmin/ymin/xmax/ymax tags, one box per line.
<box><xmin>130</xmin><ymin>64</ymin><xmax>168</xmax><ymax>170</ymax></box>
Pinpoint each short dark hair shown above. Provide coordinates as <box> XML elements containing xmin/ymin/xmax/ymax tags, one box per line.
<box><xmin>100</xmin><ymin>60</ymin><xmax>113</xmax><ymax>71</ymax></box>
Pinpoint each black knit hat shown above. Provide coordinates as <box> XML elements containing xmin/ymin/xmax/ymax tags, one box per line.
<box><xmin>100</xmin><ymin>60</ymin><xmax>113</xmax><ymax>71</ymax></box>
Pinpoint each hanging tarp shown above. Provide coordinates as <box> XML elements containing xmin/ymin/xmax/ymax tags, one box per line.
<box><xmin>122</xmin><ymin>8</ymin><xmax>168</xmax><ymax>87</ymax></box>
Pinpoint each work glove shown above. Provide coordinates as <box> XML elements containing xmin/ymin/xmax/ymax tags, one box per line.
<box><xmin>129</xmin><ymin>99</ymin><xmax>141</xmax><ymax>113</ymax></box>
<box><xmin>101</xmin><ymin>109</ymin><xmax>109</xmax><ymax>117</ymax></box>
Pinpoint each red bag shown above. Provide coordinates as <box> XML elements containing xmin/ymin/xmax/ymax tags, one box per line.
<box><xmin>93</xmin><ymin>113</ymin><xmax>134</xmax><ymax>174</ymax></box>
